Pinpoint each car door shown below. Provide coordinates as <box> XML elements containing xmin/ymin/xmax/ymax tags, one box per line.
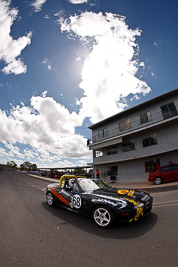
<box><xmin>169</xmin><ymin>164</ymin><xmax>178</xmax><ymax>181</ymax></box>
<box><xmin>159</xmin><ymin>165</ymin><xmax>173</xmax><ymax>182</ymax></box>
<box><xmin>49</xmin><ymin>186</ymin><xmax>71</xmax><ymax>208</ymax></box>
<box><xmin>57</xmin><ymin>184</ymin><xmax>83</xmax><ymax>211</ymax></box>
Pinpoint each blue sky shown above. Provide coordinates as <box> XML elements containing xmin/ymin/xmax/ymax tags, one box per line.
<box><xmin>0</xmin><ymin>0</ymin><xmax>177</xmax><ymax>168</ymax></box>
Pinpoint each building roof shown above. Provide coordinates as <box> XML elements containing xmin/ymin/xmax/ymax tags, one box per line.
<box><xmin>88</xmin><ymin>88</ymin><xmax>178</xmax><ymax>130</ymax></box>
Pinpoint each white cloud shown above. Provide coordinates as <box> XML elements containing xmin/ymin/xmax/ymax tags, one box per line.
<box><xmin>2</xmin><ymin>58</ymin><xmax>27</xmax><ymax>75</ymax></box>
<box><xmin>154</xmin><ymin>42</ymin><xmax>159</xmax><ymax>47</ymax></box>
<box><xmin>42</xmin><ymin>58</ymin><xmax>52</xmax><ymax>71</ymax></box>
<box><xmin>0</xmin><ymin>146</ymin><xmax>12</xmax><ymax>158</ymax></box>
<box><xmin>69</xmin><ymin>0</ymin><xmax>88</xmax><ymax>4</ymax></box>
<box><xmin>4</xmin><ymin>142</ymin><xmax>25</xmax><ymax>158</ymax></box>
<box><xmin>31</xmin><ymin>0</ymin><xmax>47</xmax><ymax>12</ymax></box>
<box><xmin>44</xmin><ymin>14</ymin><xmax>50</xmax><ymax>19</ymax></box>
<box><xmin>0</xmin><ymin>93</ymin><xmax>91</xmax><ymax>166</ymax></box>
<box><xmin>0</xmin><ymin>1</ymin><xmax>32</xmax><ymax>75</ymax></box>
<box><xmin>59</xmin><ymin>11</ymin><xmax>151</xmax><ymax>123</ymax></box>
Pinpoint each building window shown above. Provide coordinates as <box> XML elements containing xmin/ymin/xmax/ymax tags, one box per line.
<box><xmin>107</xmin><ymin>147</ymin><xmax>117</xmax><ymax>156</ymax></box>
<box><xmin>142</xmin><ymin>134</ymin><xmax>157</xmax><ymax>148</ymax></box>
<box><xmin>107</xmin><ymin>166</ymin><xmax>118</xmax><ymax>176</ymax></box>
<box><xmin>145</xmin><ymin>159</ymin><xmax>160</xmax><ymax>172</ymax></box>
<box><xmin>98</xmin><ymin>128</ymin><xmax>108</xmax><ymax>139</ymax></box>
<box><xmin>94</xmin><ymin>150</ymin><xmax>103</xmax><ymax>158</ymax></box>
<box><xmin>161</xmin><ymin>102</ymin><xmax>177</xmax><ymax>119</ymax></box>
<box><xmin>119</xmin><ymin>119</ymin><xmax>131</xmax><ymax>131</ymax></box>
<box><xmin>138</xmin><ymin>111</ymin><xmax>152</xmax><ymax>124</ymax></box>
<box><xmin>122</xmin><ymin>140</ymin><xmax>135</xmax><ymax>152</ymax></box>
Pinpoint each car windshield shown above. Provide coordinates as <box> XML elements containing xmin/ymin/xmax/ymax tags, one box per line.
<box><xmin>92</xmin><ymin>179</ymin><xmax>110</xmax><ymax>189</ymax></box>
<box><xmin>77</xmin><ymin>178</ymin><xmax>99</xmax><ymax>192</ymax></box>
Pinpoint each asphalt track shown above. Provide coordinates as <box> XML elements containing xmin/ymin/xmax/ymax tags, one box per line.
<box><xmin>0</xmin><ymin>170</ymin><xmax>178</xmax><ymax>267</ymax></box>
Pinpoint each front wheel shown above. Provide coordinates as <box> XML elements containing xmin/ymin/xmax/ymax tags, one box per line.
<box><xmin>93</xmin><ymin>206</ymin><xmax>115</xmax><ymax>228</ymax></box>
<box><xmin>46</xmin><ymin>192</ymin><xmax>55</xmax><ymax>206</ymax></box>
<box><xmin>154</xmin><ymin>177</ymin><xmax>162</xmax><ymax>185</ymax></box>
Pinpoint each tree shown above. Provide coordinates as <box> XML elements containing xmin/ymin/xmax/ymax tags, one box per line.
<box><xmin>7</xmin><ymin>161</ymin><xmax>17</xmax><ymax>169</ymax></box>
<box><xmin>31</xmin><ymin>164</ymin><xmax>37</xmax><ymax>171</ymax></box>
<box><xmin>73</xmin><ymin>168</ymin><xmax>86</xmax><ymax>175</ymax></box>
<box><xmin>20</xmin><ymin>162</ymin><xmax>37</xmax><ymax>171</ymax></box>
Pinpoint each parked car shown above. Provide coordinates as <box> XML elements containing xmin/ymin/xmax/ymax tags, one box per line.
<box><xmin>45</xmin><ymin>175</ymin><xmax>153</xmax><ymax>228</ymax></box>
<box><xmin>148</xmin><ymin>163</ymin><xmax>178</xmax><ymax>185</ymax></box>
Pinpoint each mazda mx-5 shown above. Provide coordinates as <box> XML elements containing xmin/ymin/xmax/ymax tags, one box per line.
<box><xmin>45</xmin><ymin>175</ymin><xmax>153</xmax><ymax>228</ymax></box>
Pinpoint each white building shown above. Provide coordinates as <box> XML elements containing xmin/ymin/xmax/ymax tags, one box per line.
<box><xmin>87</xmin><ymin>88</ymin><xmax>178</xmax><ymax>182</ymax></box>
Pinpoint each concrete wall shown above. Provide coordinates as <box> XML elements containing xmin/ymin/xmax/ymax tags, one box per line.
<box><xmin>95</xmin><ymin>149</ymin><xmax>178</xmax><ymax>183</ymax></box>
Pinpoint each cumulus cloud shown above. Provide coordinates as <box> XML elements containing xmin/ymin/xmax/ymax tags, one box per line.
<box><xmin>31</xmin><ymin>0</ymin><xmax>47</xmax><ymax>12</ymax></box>
<box><xmin>4</xmin><ymin>142</ymin><xmax>25</xmax><ymax>158</ymax></box>
<box><xmin>2</xmin><ymin>58</ymin><xmax>27</xmax><ymax>75</ymax></box>
<box><xmin>0</xmin><ymin>93</ymin><xmax>91</xmax><ymax>166</ymax></box>
<box><xmin>69</xmin><ymin>0</ymin><xmax>88</xmax><ymax>4</ymax></box>
<box><xmin>0</xmin><ymin>0</ymin><xmax>32</xmax><ymax>75</ymax></box>
<box><xmin>59</xmin><ymin>11</ymin><xmax>151</xmax><ymax>123</ymax></box>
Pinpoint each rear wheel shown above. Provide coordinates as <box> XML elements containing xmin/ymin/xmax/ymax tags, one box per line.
<box><xmin>46</xmin><ymin>192</ymin><xmax>55</xmax><ymax>206</ymax></box>
<box><xmin>154</xmin><ymin>177</ymin><xmax>162</xmax><ymax>185</ymax></box>
<box><xmin>93</xmin><ymin>206</ymin><xmax>115</xmax><ymax>228</ymax></box>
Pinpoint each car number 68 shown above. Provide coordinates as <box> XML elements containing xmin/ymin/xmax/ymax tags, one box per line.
<box><xmin>72</xmin><ymin>195</ymin><xmax>81</xmax><ymax>209</ymax></box>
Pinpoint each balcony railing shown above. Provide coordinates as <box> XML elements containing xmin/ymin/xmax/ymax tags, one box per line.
<box><xmin>87</xmin><ymin>106</ymin><xmax>178</xmax><ymax>146</ymax></box>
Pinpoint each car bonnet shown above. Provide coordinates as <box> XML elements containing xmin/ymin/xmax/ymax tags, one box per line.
<box><xmin>91</xmin><ymin>187</ymin><xmax>149</xmax><ymax>202</ymax></box>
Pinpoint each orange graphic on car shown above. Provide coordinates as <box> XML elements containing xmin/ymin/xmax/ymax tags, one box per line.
<box><xmin>118</xmin><ymin>190</ymin><xmax>135</xmax><ymax>196</ymax></box>
<box><xmin>49</xmin><ymin>187</ymin><xmax>70</xmax><ymax>206</ymax></box>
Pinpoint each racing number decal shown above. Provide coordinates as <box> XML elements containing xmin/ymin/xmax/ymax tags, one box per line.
<box><xmin>72</xmin><ymin>195</ymin><xmax>81</xmax><ymax>209</ymax></box>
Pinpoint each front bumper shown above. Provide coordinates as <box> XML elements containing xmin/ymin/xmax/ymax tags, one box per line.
<box><xmin>115</xmin><ymin>197</ymin><xmax>153</xmax><ymax>223</ymax></box>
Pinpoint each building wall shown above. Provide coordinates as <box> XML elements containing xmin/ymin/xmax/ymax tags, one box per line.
<box><xmin>91</xmin><ymin>93</ymin><xmax>178</xmax><ymax>143</ymax></box>
<box><xmin>90</xmin><ymin>89</ymin><xmax>178</xmax><ymax>182</ymax></box>
<box><xmin>94</xmin><ymin>123</ymin><xmax>178</xmax><ymax>164</ymax></box>
<box><xmin>97</xmin><ymin>149</ymin><xmax>178</xmax><ymax>183</ymax></box>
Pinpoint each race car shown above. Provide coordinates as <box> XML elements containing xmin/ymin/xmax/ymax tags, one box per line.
<box><xmin>45</xmin><ymin>175</ymin><xmax>153</xmax><ymax>228</ymax></box>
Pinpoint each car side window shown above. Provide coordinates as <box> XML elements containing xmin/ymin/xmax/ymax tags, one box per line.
<box><xmin>160</xmin><ymin>165</ymin><xmax>178</xmax><ymax>172</ymax></box>
<box><xmin>160</xmin><ymin>166</ymin><xmax>171</xmax><ymax>172</ymax></box>
<box><xmin>170</xmin><ymin>164</ymin><xmax>178</xmax><ymax>170</ymax></box>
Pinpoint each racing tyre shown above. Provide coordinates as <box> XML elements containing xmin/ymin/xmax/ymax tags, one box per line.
<box><xmin>46</xmin><ymin>192</ymin><xmax>55</xmax><ymax>206</ymax></box>
<box><xmin>93</xmin><ymin>206</ymin><xmax>115</xmax><ymax>228</ymax></box>
<box><xmin>154</xmin><ymin>177</ymin><xmax>162</xmax><ymax>185</ymax></box>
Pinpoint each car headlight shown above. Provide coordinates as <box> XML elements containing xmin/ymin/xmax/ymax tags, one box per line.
<box><xmin>141</xmin><ymin>194</ymin><xmax>150</xmax><ymax>202</ymax></box>
<box><xmin>134</xmin><ymin>203</ymin><xmax>144</xmax><ymax>209</ymax></box>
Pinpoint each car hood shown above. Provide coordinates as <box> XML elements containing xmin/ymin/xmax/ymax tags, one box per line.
<box><xmin>91</xmin><ymin>188</ymin><xmax>149</xmax><ymax>202</ymax></box>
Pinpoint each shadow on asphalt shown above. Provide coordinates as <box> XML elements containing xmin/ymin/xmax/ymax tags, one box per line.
<box><xmin>42</xmin><ymin>202</ymin><xmax>158</xmax><ymax>239</ymax></box>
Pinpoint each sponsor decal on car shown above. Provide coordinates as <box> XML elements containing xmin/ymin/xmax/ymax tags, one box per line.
<box><xmin>123</xmin><ymin>197</ymin><xmax>139</xmax><ymax>206</ymax></box>
<box><xmin>118</xmin><ymin>189</ymin><xmax>135</xmax><ymax>196</ymax></box>
<box><xmin>91</xmin><ymin>198</ymin><xmax>118</xmax><ymax>207</ymax></box>
<box><xmin>49</xmin><ymin>187</ymin><xmax>70</xmax><ymax>206</ymax></box>
<box><xmin>129</xmin><ymin>207</ymin><xmax>144</xmax><ymax>223</ymax></box>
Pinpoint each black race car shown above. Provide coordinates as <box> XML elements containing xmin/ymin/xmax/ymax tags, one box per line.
<box><xmin>45</xmin><ymin>175</ymin><xmax>153</xmax><ymax>228</ymax></box>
